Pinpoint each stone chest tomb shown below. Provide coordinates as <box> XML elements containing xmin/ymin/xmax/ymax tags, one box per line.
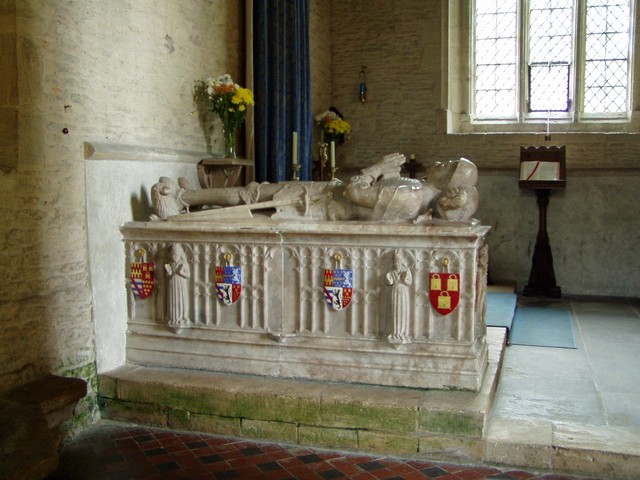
<box><xmin>121</xmin><ymin>154</ymin><xmax>490</xmax><ymax>391</ymax></box>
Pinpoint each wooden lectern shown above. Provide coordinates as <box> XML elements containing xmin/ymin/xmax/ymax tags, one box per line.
<box><xmin>519</xmin><ymin>146</ymin><xmax>566</xmax><ymax>298</ymax></box>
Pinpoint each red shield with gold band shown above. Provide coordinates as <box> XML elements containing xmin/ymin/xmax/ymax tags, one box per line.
<box><xmin>429</xmin><ymin>272</ymin><xmax>460</xmax><ymax>315</ymax></box>
<box><xmin>130</xmin><ymin>262</ymin><xmax>155</xmax><ymax>299</ymax></box>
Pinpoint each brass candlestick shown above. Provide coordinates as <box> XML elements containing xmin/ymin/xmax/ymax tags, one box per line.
<box><xmin>319</xmin><ymin>142</ymin><xmax>328</xmax><ymax>181</ymax></box>
<box><xmin>291</xmin><ymin>163</ymin><xmax>301</xmax><ymax>181</ymax></box>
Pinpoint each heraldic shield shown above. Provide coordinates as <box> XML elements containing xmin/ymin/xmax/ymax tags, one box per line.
<box><xmin>215</xmin><ymin>266</ymin><xmax>242</xmax><ymax>306</ymax></box>
<box><xmin>429</xmin><ymin>272</ymin><xmax>460</xmax><ymax>316</ymax></box>
<box><xmin>324</xmin><ymin>268</ymin><xmax>353</xmax><ymax>310</ymax></box>
<box><xmin>130</xmin><ymin>262</ymin><xmax>155</xmax><ymax>299</ymax></box>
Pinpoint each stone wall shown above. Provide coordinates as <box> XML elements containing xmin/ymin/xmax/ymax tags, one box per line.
<box><xmin>310</xmin><ymin>0</ymin><xmax>332</xmax><ymax>153</ymax></box>
<box><xmin>0</xmin><ymin>0</ymin><xmax>18</xmax><ymax>172</ymax></box>
<box><xmin>0</xmin><ymin>0</ymin><xmax>244</xmax><ymax>424</ymax></box>
<box><xmin>331</xmin><ymin>0</ymin><xmax>640</xmax><ymax>297</ymax></box>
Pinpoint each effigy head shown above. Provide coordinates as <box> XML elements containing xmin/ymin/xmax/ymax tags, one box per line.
<box><xmin>433</xmin><ymin>157</ymin><xmax>479</xmax><ymax>222</ymax></box>
<box><xmin>448</xmin><ymin>157</ymin><xmax>478</xmax><ymax>188</ymax></box>
<box><xmin>425</xmin><ymin>160</ymin><xmax>455</xmax><ymax>190</ymax></box>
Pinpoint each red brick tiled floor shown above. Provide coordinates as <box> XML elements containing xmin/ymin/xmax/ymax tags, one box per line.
<box><xmin>46</xmin><ymin>423</ymin><xmax>602</xmax><ymax>480</ymax></box>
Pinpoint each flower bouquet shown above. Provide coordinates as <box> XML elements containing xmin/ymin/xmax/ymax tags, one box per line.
<box><xmin>314</xmin><ymin>108</ymin><xmax>351</xmax><ymax>145</ymax></box>
<box><xmin>194</xmin><ymin>74</ymin><xmax>254</xmax><ymax>158</ymax></box>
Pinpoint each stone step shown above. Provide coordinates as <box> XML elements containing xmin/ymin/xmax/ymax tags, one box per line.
<box><xmin>99</xmin><ymin>328</ymin><xmax>506</xmax><ymax>463</ymax></box>
<box><xmin>485</xmin><ymin>417</ymin><xmax>640</xmax><ymax>480</ymax></box>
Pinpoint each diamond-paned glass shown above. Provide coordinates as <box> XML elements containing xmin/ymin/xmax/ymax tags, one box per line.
<box><xmin>474</xmin><ymin>0</ymin><xmax>518</xmax><ymax>117</ymax></box>
<box><xmin>583</xmin><ymin>0</ymin><xmax>630</xmax><ymax>113</ymax></box>
<box><xmin>529</xmin><ymin>64</ymin><xmax>571</xmax><ymax>111</ymax></box>
<box><xmin>528</xmin><ymin>0</ymin><xmax>574</xmax><ymax>112</ymax></box>
<box><xmin>472</xmin><ymin>0</ymin><xmax>632</xmax><ymax>121</ymax></box>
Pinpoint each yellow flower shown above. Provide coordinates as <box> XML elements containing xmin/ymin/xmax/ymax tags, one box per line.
<box><xmin>329</xmin><ymin>119</ymin><xmax>351</xmax><ymax>134</ymax></box>
<box><xmin>315</xmin><ymin>110</ymin><xmax>351</xmax><ymax>138</ymax></box>
<box><xmin>232</xmin><ymin>87</ymin><xmax>254</xmax><ymax>106</ymax></box>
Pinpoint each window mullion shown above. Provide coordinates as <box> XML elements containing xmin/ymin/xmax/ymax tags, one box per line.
<box><xmin>629</xmin><ymin>0</ymin><xmax>637</xmax><ymax>117</ymax></box>
<box><xmin>520</xmin><ymin>0</ymin><xmax>528</xmax><ymax>122</ymax></box>
<box><xmin>575</xmin><ymin>0</ymin><xmax>586</xmax><ymax>121</ymax></box>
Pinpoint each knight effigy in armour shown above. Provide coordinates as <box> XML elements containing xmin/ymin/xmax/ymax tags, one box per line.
<box><xmin>149</xmin><ymin>153</ymin><xmax>480</xmax><ymax>225</ymax></box>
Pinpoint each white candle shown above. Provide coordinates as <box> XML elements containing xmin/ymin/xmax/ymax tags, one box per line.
<box><xmin>330</xmin><ymin>141</ymin><xmax>335</xmax><ymax>169</ymax></box>
<box><xmin>292</xmin><ymin>131</ymin><xmax>298</xmax><ymax>167</ymax></box>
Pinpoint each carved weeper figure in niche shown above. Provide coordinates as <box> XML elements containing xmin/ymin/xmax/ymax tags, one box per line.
<box><xmin>165</xmin><ymin>244</ymin><xmax>190</xmax><ymax>333</ymax></box>
<box><xmin>386</xmin><ymin>250</ymin><xmax>413</xmax><ymax>346</ymax></box>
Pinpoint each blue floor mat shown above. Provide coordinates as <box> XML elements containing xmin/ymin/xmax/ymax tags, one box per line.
<box><xmin>509</xmin><ymin>305</ymin><xmax>576</xmax><ymax>348</ymax></box>
<box><xmin>486</xmin><ymin>292</ymin><xmax>517</xmax><ymax>330</ymax></box>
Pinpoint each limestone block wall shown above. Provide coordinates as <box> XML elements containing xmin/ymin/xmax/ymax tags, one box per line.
<box><xmin>310</xmin><ymin>0</ymin><xmax>332</xmax><ymax>150</ymax></box>
<box><xmin>0</xmin><ymin>0</ymin><xmax>18</xmax><ymax>172</ymax></box>
<box><xmin>0</xmin><ymin>0</ymin><xmax>244</xmax><ymax>429</ymax></box>
<box><xmin>330</xmin><ymin>0</ymin><xmax>640</xmax><ymax>297</ymax></box>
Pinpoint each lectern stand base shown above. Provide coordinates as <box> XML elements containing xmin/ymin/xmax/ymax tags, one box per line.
<box><xmin>523</xmin><ymin>285</ymin><xmax>561</xmax><ymax>298</ymax></box>
<box><xmin>522</xmin><ymin>246</ymin><xmax>562</xmax><ymax>298</ymax></box>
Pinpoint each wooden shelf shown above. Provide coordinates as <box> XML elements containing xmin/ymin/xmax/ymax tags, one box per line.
<box><xmin>197</xmin><ymin>157</ymin><xmax>253</xmax><ymax>188</ymax></box>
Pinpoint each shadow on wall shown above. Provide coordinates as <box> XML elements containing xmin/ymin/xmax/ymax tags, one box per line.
<box><xmin>131</xmin><ymin>186</ymin><xmax>153</xmax><ymax>222</ymax></box>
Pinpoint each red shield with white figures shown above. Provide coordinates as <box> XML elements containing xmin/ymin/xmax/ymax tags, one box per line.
<box><xmin>429</xmin><ymin>272</ymin><xmax>460</xmax><ymax>315</ymax></box>
<box><xmin>130</xmin><ymin>262</ymin><xmax>155</xmax><ymax>299</ymax></box>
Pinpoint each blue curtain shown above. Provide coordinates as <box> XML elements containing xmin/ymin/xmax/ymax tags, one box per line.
<box><xmin>253</xmin><ymin>0</ymin><xmax>312</xmax><ymax>182</ymax></box>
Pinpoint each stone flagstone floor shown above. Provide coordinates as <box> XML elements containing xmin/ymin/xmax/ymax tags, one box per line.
<box><xmin>46</xmin><ymin>422</ymin><xmax>600</xmax><ymax>480</ymax></box>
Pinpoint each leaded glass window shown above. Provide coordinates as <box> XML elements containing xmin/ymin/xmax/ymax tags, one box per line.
<box><xmin>472</xmin><ymin>0</ymin><xmax>633</xmax><ymax>121</ymax></box>
<box><xmin>528</xmin><ymin>0</ymin><xmax>573</xmax><ymax>112</ymax></box>
<box><xmin>474</xmin><ymin>1</ymin><xmax>518</xmax><ymax>117</ymax></box>
<box><xmin>584</xmin><ymin>0</ymin><xmax>631</xmax><ymax>113</ymax></box>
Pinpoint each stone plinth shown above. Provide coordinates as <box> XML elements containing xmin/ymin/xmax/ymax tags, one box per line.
<box><xmin>99</xmin><ymin>328</ymin><xmax>506</xmax><ymax>462</ymax></box>
<box><xmin>121</xmin><ymin>220</ymin><xmax>490</xmax><ymax>391</ymax></box>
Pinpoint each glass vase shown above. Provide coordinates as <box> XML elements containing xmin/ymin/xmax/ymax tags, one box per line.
<box><xmin>222</xmin><ymin>123</ymin><xmax>237</xmax><ymax>159</ymax></box>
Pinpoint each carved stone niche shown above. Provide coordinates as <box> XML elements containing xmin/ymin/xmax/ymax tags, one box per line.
<box><xmin>122</xmin><ymin>220</ymin><xmax>490</xmax><ymax>391</ymax></box>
